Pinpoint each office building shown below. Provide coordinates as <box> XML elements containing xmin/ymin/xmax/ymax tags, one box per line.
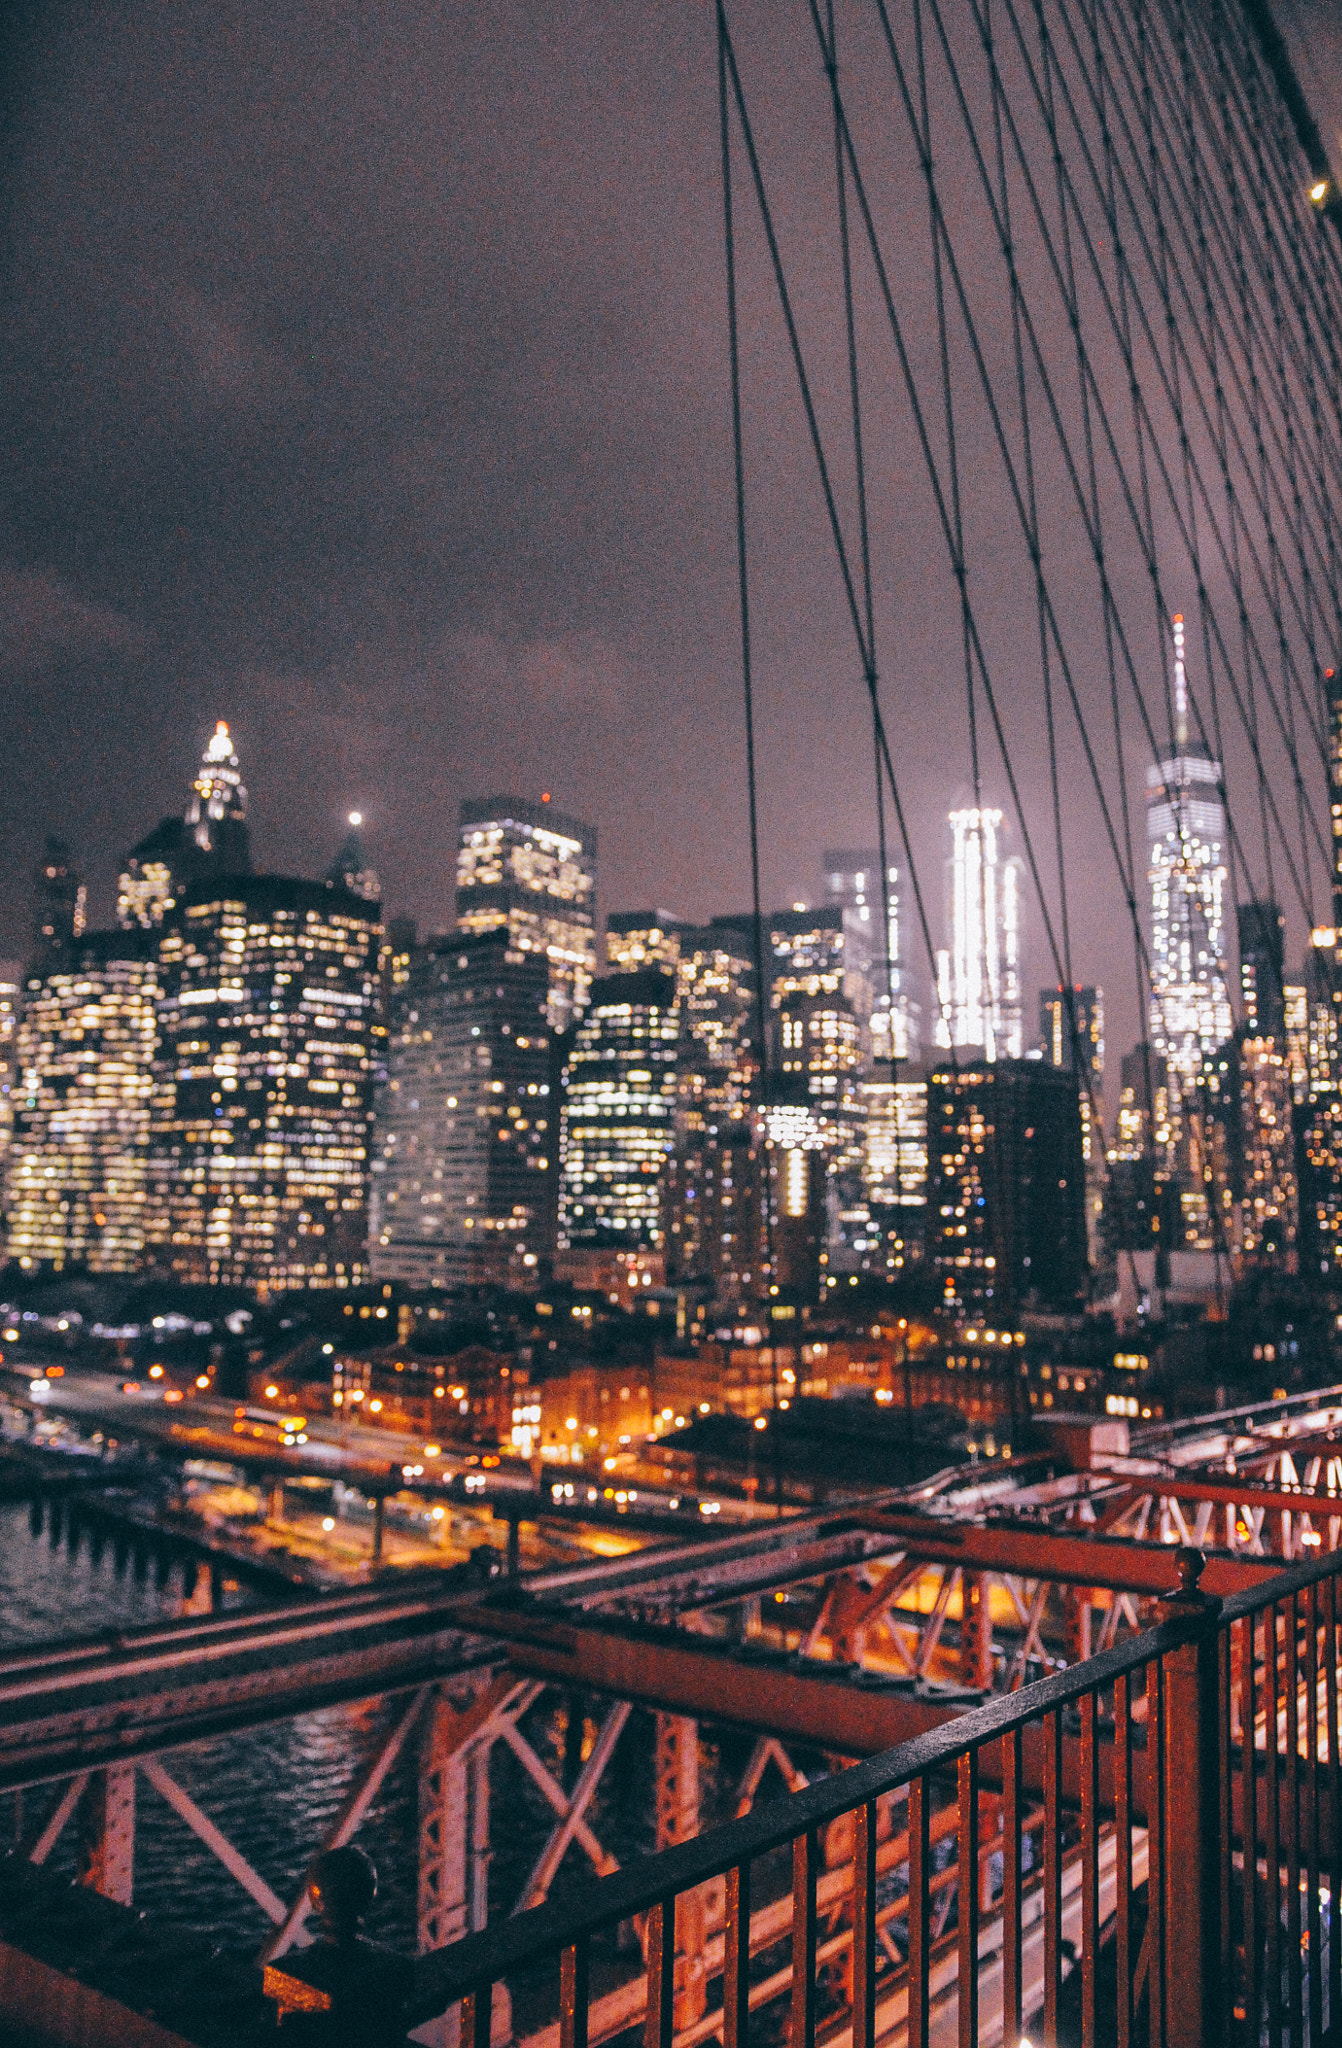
<box><xmin>665</xmin><ymin>1116</ymin><xmax>765</xmax><ymax>1297</ymax></box>
<box><xmin>0</xmin><ymin>965</ymin><xmax>21</xmax><ymax>1191</ymax></box>
<box><xmin>1293</xmin><ymin>932</ymin><xmax>1342</xmax><ymax>1275</ymax></box>
<box><xmin>824</xmin><ymin>849</ymin><xmax>920</xmax><ymax>1061</ymax></box>
<box><xmin>769</xmin><ymin>905</ymin><xmax>873</xmax><ymax>1025</ymax></box>
<box><xmin>1039</xmin><ymin>986</ymin><xmax>1104</xmax><ymax>1084</ymax></box>
<box><xmin>1102</xmin><ymin>1046</ymin><xmax>1163</xmax><ymax>1253</ymax></box>
<box><xmin>146</xmin><ymin>875</ymin><xmax>380</xmax><ymax>1291</ymax></box>
<box><xmin>928</xmin><ymin>1059</ymin><xmax>1087</xmax><ymax>1312</ymax></box>
<box><xmin>30</xmin><ymin>840</ymin><xmax>86</xmax><ymax>970</ymax></box>
<box><xmin>369</xmin><ymin>931</ymin><xmax>553</xmax><ymax>1289</ymax></box>
<box><xmin>1146</xmin><ymin>616</ymin><xmax>1233</xmax><ymax>1087</ymax></box>
<box><xmin>456</xmin><ymin>796</ymin><xmax>596</xmax><ymax>1029</ymax></box>
<box><xmin>853</xmin><ymin>1072</ymin><xmax>927</xmax><ymax>1272</ymax></box>
<box><xmin>607</xmin><ymin>911</ymin><xmax>683</xmax><ymax>973</ymax></box>
<box><xmin>934</xmin><ymin>807</ymin><xmax>1024</xmax><ymax>1058</ymax></box>
<box><xmin>823</xmin><ymin>850</ymin><xmax>891</xmax><ymax>965</ymax></box>
<box><xmin>777</xmin><ymin>987</ymin><xmax>864</xmax><ymax>1107</ymax></box>
<box><xmin>665</xmin><ymin>925</ymin><xmax>763</xmax><ymax>1296</ymax></box>
<box><xmin>6</xmin><ymin>933</ymin><xmax>157</xmax><ymax>1273</ymax></box>
<box><xmin>557</xmin><ymin>967</ymin><xmax>678</xmax><ymax>1263</ymax></box>
<box><xmin>1238</xmin><ymin>1035</ymin><xmax>1297</xmax><ymax>1267</ymax></box>
<box><xmin>119</xmin><ymin>721</ymin><xmax>254</xmax><ymax>930</ymax></box>
<box><xmin>1237</xmin><ymin>901</ymin><xmax>1286</xmax><ymax>1042</ymax></box>
<box><xmin>118</xmin><ymin>816</ymin><xmax>187</xmax><ymax>931</ymax></box>
<box><xmin>1328</xmin><ymin>665</ymin><xmax>1342</xmax><ymax>929</ymax></box>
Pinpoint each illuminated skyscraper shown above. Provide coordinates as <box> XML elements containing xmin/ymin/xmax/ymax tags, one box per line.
<box><xmin>558</xmin><ymin>967</ymin><xmax>678</xmax><ymax>1262</ymax></box>
<box><xmin>857</xmin><ymin>1071</ymin><xmax>927</xmax><ymax>1272</ymax></box>
<box><xmin>118</xmin><ymin>817</ymin><xmax>186</xmax><ymax>931</ymax></box>
<box><xmin>1238</xmin><ymin>1035</ymin><xmax>1297</xmax><ymax>1268</ymax></box>
<box><xmin>6</xmin><ymin>933</ymin><xmax>157</xmax><ymax>1273</ymax></box>
<box><xmin>0</xmin><ymin>964</ymin><xmax>21</xmax><ymax>1190</ymax></box>
<box><xmin>1039</xmin><ymin>986</ymin><xmax>1104</xmax><ymax>1084</ymax></box>
<box><xmin>1237</xmin><ymin>900</ymin><xmax>1286</xmax><ymax>1041</ymax></box>
<box><xmin>928</xmin><ymin>1059</ymin><xmax>1086</xmax><ymax>1312</ymax></box>
<box><xmin>119</xmin><ymin>721</ymin><xmax>253</xmax><ymax>930</ymax></box>
<box><xmin>30</xmin><ymin>840</ymin><xmax>86</xmax><ymax>970</ymax></box>
<box><xmin>665</xmin><ymin>928</ymin><xmax>764</xmax><ymax>1298</ymax></box>
<box><xmin>456</xmin><ymin>797</ymin><xmax>596</xmax><ymax>1029</ymax></box>
<box><xmin>369</xmin><ymin>931</ymin><xmax>553</xmax><ymax>1289</ymax></box>
<box><xmin>1146</xmin><ymin>616</ymin><xmax>1233</xmax><ymax>1085</ymax></box>
<box><xmin>606</xmin><ymin>911</ymin><xmax>683</xmax><ymax>972</ymax></box>
<box><xmin>769</xmin><ymin>905</ymin><xmax>872</xmax><ymax>1026</ymax></box>
<box><xmin>1327</xmin><ymin>665</ymin><xmax>1342</xmax><ymax>929</ymax></box>
<box><xmin>185</xmin><ymin>721</ymin><xmax>250</xmax><ymax>870</ymax></box>
<box><xmin>934</xmin><ymin>808</ymin><xmax>1023</xmax><ymax>1059</ymax></box>
<box><xmin>823</xmin><ymin>849</ymin><xmax>919</xmax><ymax>1060</ymax></box>
<box><xmin>146</xmin><ymin>876</ymin><xmax>380</xmax><ymax>1291</ymax></box>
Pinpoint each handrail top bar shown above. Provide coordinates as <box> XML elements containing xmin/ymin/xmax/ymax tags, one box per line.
<box><xmin>412</xmin><ymin>1604</ymin><xmax>1203</xmax><ymax>2013</ymax></box>
<box><xmin>1219</xmin><ymin>1531</ymin><xmax>1342</xmax><ymax>1619</ymax></box>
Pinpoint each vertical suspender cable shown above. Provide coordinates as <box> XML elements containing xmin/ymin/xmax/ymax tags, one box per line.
<box><xmin>717</xmin><ymin>1</ymin><xmax>775</xmax><ymax>1314</ymax></box>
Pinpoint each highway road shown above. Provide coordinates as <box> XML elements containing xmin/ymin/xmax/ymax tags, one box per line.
<box><xmin>0</xmin><ymin>1352</ymin><xmax>763</xmax><ymax>1539</ymax></box>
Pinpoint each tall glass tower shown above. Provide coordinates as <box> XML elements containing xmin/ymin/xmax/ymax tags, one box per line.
<box><xmin>1146</xmin><ymin>615</ymin><xmax>1232</xmax><ymax>1085</ymax></box>
<box><xmin>456</xmin><ymin>796</ymin><xmax>596</xmax><ymax>1029</ymax></box>
<box><xmin>934</xmin><ymin>807</ymin><xmax>1023</xmax><ymax>1059</ymax></box>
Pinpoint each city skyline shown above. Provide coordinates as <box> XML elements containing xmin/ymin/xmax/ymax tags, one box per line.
<box><xmin>17</xmin><ymin>708</ymin><xmax>1333</xmax><ymax>1099</ymax></box>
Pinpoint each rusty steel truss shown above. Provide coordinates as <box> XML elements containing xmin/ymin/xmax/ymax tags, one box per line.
<box><xmin>5</xmin><ymin>1389</ymin><xmax>1342</xmax><ymax>2042</ymax></box>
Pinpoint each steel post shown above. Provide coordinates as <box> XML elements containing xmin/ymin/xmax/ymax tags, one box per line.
<box><xmin>420</xmin><ymin>1701</ymin><xmax>474</xmax><ymax>1953</ymax></box>
<box><xmin>1156</xmin><ymin>1549</ymin><xmax>1224</xmax><ymax>2048</ymax></box>
<box><xmin>77</xmin><ymin>1765</ymin><xmax>135</xmax><ymax>1905</ymax></box>
<box><xmin>959</xmin><ymin>1572</ymin><xmax>992</xmax><ymax>1689</ymax></box>
<box><xmin>653</xmin><ymin>1714</ymin><xmax>708</xmax><ymax>2030</ymax></box>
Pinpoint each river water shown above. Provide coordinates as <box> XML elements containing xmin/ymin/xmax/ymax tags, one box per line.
<box><xmin>0</xmin><ymin>1506</ymin><xmax>783</xmax><ymax>1962</ymax></box>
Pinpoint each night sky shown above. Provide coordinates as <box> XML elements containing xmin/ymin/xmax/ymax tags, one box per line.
<box><xmin>2</xmin><ymin>0</ymin><xmax>1340</xmax><ymax>1064</ymax></box>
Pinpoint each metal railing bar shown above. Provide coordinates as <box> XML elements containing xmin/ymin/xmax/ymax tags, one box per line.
<box><xmin>463</xmin><ymin>1982</ymin><xmax>493</xmax><ymax>2048</ymax></box>
<box><xmin>645</xmin><ymin>1897</ymin><xmax>674</xmax><ymax>2048</ymax></box>
<box><xmin>956</xmin><ymin>1747</ymin><xmax>978</xmax><ymax>2048</ymax></box>
<box><xmin>1218</xmin><ymin>1623</ymin><xmax>1233</xmax><ymax>2033</ymax></box>
<box><xmin>1266</xmin><ymin>1600</ymin><xmax>1282</xmax><ymax>2048</ymax></box>
<box><xmin>1113</xmin><ymin>1668</ymin><xmax>1133</xmax><ymax>2048</ymax></box>
<box><xmin>907</xmin><ymin>1776</ymin><xmax>929</xmax><ymax>2048</ymax></box>
<box><xmin>1146</xmin><ymin>1660</ymin><xmax>1164</xmax><ymax>2048</ymax></box>
<box><xmin>414</xmin><ymin>1612</ymin><xmax>1203</xmax><ymax>2008</ymax></box>
<box><xmin>1327</xmin><ymin>1574</ymin><xmax>1341</xmax><ymax>2030</ymax></box>
<box><xmin>1305</xmin><ymin>1581</ymin><xmax>1323</xmax><ymax>2045</ymax></box>
<box><xmin>1002</xmin><ymin>1725</ymin><xmax>1022</xmax><ymax>2045</ymax></box>
<box><xmin>1044</xmin><ymin>1708</ymin><xmax>1062</xmax><ymax>2045</ymax></box>
<box><xmin>851</xmin><ymin>1802</ymin><xmax>875</xmax><ymax>2048</ymax></box>
<box><xmin>511</xmin><ymin>1819</ymin><xmax>1141</xmax><ymax>2048</ymax></box>
<box><xmin>792</xmin><ymin>1827</ymin><xmax>818</xmax><ymax>2048</ymax></box>
<box><xmin>1242</xmin><ymin>1612</ymin><xmax>1259</xmax><ymax>2047</ymax></box>
<box><xmin>1080</xmin><ymin>1689</ymin><xmax>1099</xmax><ymax>2048</ymax></box>
<box><xmin>723</xmin><ymin>1862</ymin><xmax>748</xmax><ymax>2048</ymax></box>
<box><xmin>1221</xmin><ymin>1534</ymin><xmax>1342</xmax><ymax>1622</ymax></box>
<box><xmin>560</xmin><ymin>1939</ymin><xmax>589</xmax><ymax>2048</ymax></box>
<box><xmin>1286</xmin><ymin>1593</ymin><xmax>1304</xmax><ymax>2045</ymax></box>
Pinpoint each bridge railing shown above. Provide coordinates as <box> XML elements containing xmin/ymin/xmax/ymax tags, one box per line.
<box><xmin>385</xmin><ymin>1542</ymin><xmax>1342</xmax><ymax>2048</ymax></box>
